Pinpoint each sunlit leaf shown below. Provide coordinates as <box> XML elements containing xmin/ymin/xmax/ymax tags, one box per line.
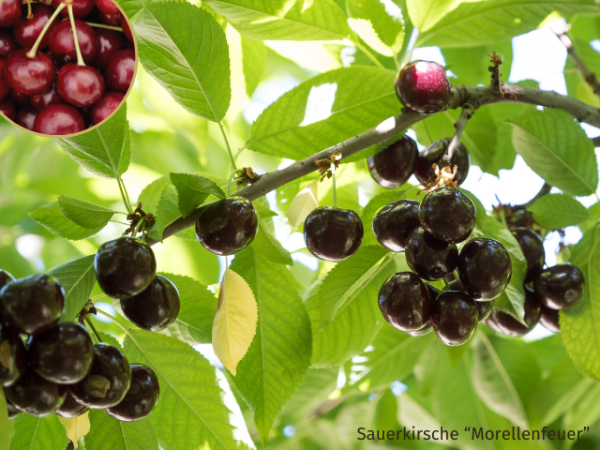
<box><xmin>48</xmin><ymin>255</ymin><xmax>96</xmax><ymax>321</ymax></box>
<box><xmin>58</xmin><ymin>195</ymin><xmax>115</xmax><ymax>230</ymax></box>
<box><xmin>287</xmin><ymin>181</ymin><xmax>318</xmax><ymax>228</ymax></box>
<box><xmin>58</xmin><ymin>412</ymin><xmax>91</xmax><ymax>449</ymax></box>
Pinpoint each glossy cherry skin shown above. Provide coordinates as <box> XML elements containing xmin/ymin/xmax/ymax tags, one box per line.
<box><xmin>378</xmin><ymin>272</ymin><xmax>431</xmax><ymax>332</ymax></box>
<box><xmin>17</xmin><ymin>105</ymin><xmax>38</xmax><ymax>130</ymax></box>
<box><xmin>56</xmin><ymin>390</ymin><xmax>89</xmax><ymax>418</ymax></box>
<box><xmin>98</xmin><ymin>9</ymin><xmax>121</xmax><ymax>26</ymax></box>
<box><xmin>94</xmin><ymin>236</ymin><xmax>157</xmax><ymax>299</ymax></box>
<box><xmin>539</xmin><ymin>305</ymin><xmax>560</xmax><ymax>333</ymax></box>
<box><xmin>33</xmin><ymin>103</ymin><xmax>85</xmax><ymax>135</ymax></box>
<box><xmin>405</xmin><ymin>283</ymin><xmax>440</xmax><ymax>337</ymax></box>
<box><xmin>457</xmin><ymin>238</ymin><xmax>512</xmax><ymax>301</ymax></box>
<box><xmin>57</xmin><ymin>64</ymin><xmax>104</xmax><ymax>107</ymax></box>
<box><xmin>486</xmin><ymin>287</ymin><xmax>540</xmax><ymax>337</ymax></box>
<box><xmin>0</xmin><ymin>269</ymin><xmax>14</xmax><ymax>290</ymax></box>
<box><xmin>477</xmin><ymin>300</ymin><xmax>494</xmax><ymax>322</ymax></box>
<box><xmin>70</xmin><ymin>343</ymin><xmax>132</xmax><ymax>409</ymax></box>
<box><xmin>419</xmin><ymin>187</ymin><xmax>476</xmax><ymax>244</ymax></box>
<box><xmin>122</xmin><ymin>16</ymin><xmax>133</xmax><ymax>42</ymax></box>
<box><xmin>90</xmin><ymin>91</ymin><xmax>123</xmax><ymax>124</ymax></box>
<box><xmin>0</xmin><ymin>0</ymin><xmax>21</xmax><ymax>28</ymax></box>
<box><xmin>49</xmin><ymin>19</ymin><xmax>98</xmax><ymax>64</ymax></box>
<box><xmin>431</xmin><ymin>291</ymin><xmax>478</xmax><ymax>346</ymax></box>
<box><xmin>0</xmin><ymin>325</ymin><xmax>27</xmax><ymax>387</ymax></box>
<box><xmin>0</xmin><ymin>58</ymin><xmax>10</xmax><ymax>102</ymax></box>
<box><xmin>304</xmin><ymin>206</ymin><xmax>363</xmax><ymax>262</ymax></box>
<box><xmin>507</xmin><ymin>209</ymin><xmax>534</xmax><ymax>229</ymax></box>
<box><xmin>405</xmin><ymin>226</ymin><xmax>458</xmax><ymax>281</ymax></box>
<box><xmin>29</xmin><ymin>322</ymin><xmax>94</xmax><ymax>384</ymax></box>
<box><xmin>5</xmin><ymin>369</ymin><xmax>66</xmax><ymax>417</ymax></box>
<box><xmin>94</xmin><ymin>0</ymin><xmax>121</xmax><ymax>15</ymax></box>
<box><xmin>413</xmin><ymin>138</ymin><xmax>470</xmax><ymax>187</ymax></box>
<box><xmin>373</xmin><ymin>199</ymin><xmax>420</xmax><ymax>252</ymax></box>
<box><xmin>511</xmin><ymin>227</ymin><xmax>545</xmax><ymax>282</ymax></box>
<box><xmin>30</xmin><ymin>82</ymin><xmax>62</xmax><ymax>111</ymax></box>
<box><xmin>52</xmin><ymin>0</ymin><xmax>95</xmax><ymax>18</ymax></box>
<box><xmin>534</xmin><ymin>264</ymin><xmax>584</xmax><ymax>310</ymax></box>
<box><xmin>13</xmin><ymin>4</ymin><xmax>58</xmax><ymax>49</ymax></box>
<box><xmin>0</xmin><ymin>99</ymin><xmax>15</xmax><ymax>120</ymax></box>
<box><xmin>0</xmin><ymin>274</ymin><xmax>64</xmax><ymax>335</ymax></box>
<box><xmin>92</xmin><ymin>28</ymin><xmax>124</xmax><ymax>70</ymax></box>
<box><xmin>395</xmin><ymin>60</ymin><xmax>450</xmax><ymax>114</ymax></box>
<box><xmin>6</xmin><ymin>398</ymin><xmax>20</xmax><ymax>419</ymax></box>
<box><xmin>121</xmin><ymin>275</ymin><xmax>180</xmax><ymax>332</ymax></box>
<box><xmin>0</xmin><ymin>30</ymin><xmax>18</xmax><ymax>58</ymax></box>
<box><xmin>5</xmin><ymin>49</ymin><xmax>55</xmax><ymax>95</ymax></box>
<box><xmin>367</xmin><ymin>136</ymin><xmax>417</xmax><ymax>189</ymax></box>
<box><xmin>10</xmin><ymin>89</ymin><xmax>28</xmax><ymax>104</ymax></box>
<box><xmin>105</xmin><ymin>48</ymin><xmax>135</xmax><ymax>92</ymax></box>
<box><xmin>195</xmin><ymin>197</ymin><xmax>259</xmax><ymax>256</ymax></box>
<box><xmin>106</xmin><ymin>364</ymin><xmax>160</xmax><ymax>422</ymax></box>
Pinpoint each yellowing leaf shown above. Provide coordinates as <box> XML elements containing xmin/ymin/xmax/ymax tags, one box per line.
<box><xmin>287</xmin><ymin>182</ymin><xmax>318</xmax><ymax>228</ymax></box>
<box><xmin>212</xmin><ymin>269</ymin><xmax>258</xmax><ymax>375</ymax></box>
<box><xmin>58</xmin><ymin>411</ymin><xmax>91</xmax><ymax>449</ymax></box>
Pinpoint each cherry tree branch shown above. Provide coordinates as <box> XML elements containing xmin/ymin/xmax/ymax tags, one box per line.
<box><xmin>149</xmin><ymin>83</ymin><xmax>600</xmax><ymax>245</ymax></box>
<box><xmin>555</xmin><ymin>31</ymin><xmax>600</xmax><ymax>99</ymax></box>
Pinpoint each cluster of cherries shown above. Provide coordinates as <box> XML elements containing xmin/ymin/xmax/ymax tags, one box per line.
<box><xmin>0</xmin><ymin>0</ymin><xmax>135</xmax><ymax>135</ymax></box>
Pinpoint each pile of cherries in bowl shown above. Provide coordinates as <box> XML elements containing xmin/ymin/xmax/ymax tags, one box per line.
<box><xmin>0</xmin><ymin>0</ymin><xmax>136</xmax><ymax>135</ymax></box>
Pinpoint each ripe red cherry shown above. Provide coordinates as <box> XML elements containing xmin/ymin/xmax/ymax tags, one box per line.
<box><xmin>378</xmin><ymin>271</ymin><xmax>431</xmax><ymax>332</ymax></box>
<box><xmin>395</xmin><ymin>60</ymin><xmax>450</xmax><ymax>113</ymax></box>
<box><xmin>539</xmin><ymin>305</ymin><xmax>560</xmax><ymax>333</ymax></box>
<box><xmin>413</xmin><ymin>138</ymin><xmax>470</xmax><ymax>187</ymax></box>
<box><xmin>431</xmin><ymin>291</ymin><xmax>478</xmax><ymax>346</ymax></box>
<box><xmin>91</xmin><ymin>91</ymin><xmax>123</xmax><ymax>124</ymax></box>
<box><xmin>56</xmin><ymin>390</ymin><xmax>89</xmax><ymax>418</ymax></box>
<box><xmin>0</xmin><ymin>0</ymin><xmax>22</xmax><ymax>28</ymax></box>
<box><xmin>0</xmin><ymin>58</ymin><xmax>10</xmax><ymax>101</ymax></box>
<box><xmin>122</xmin><ymin>16</ymin><xmax>133</xmax><ymax>42</ymax></box>
<box><xmin>49</xmin><ymin>19</ymin><xmax>98</xmax><ymax>64</ymax></box>
<box><xmin>0</xmin><ymin>324</ymin><xmax>28</xmax><ymax>387</ymax></box>
<box><xmin>486</xmin><ymin>287</ymin><xmax>540</xmax><ymax>337</ymax></box>
<box><xmin>534</xmin><ymin>264</ymin><xmax>584</xmax><ymax>310</ymax></box>
<box><xmin>477</xmin><ymin>300</ymin><xmax>494</xmax><ymax>322</ymax></box>
<box><xmin>33</xmin><ymin>103</ymin><xmax>85</xmax><ymax>135</ymax></box>
<box><xmin>92</xmin><ymin>28</ymin><xmax>124</xmax><ymax>70</ymax></box>
<box><xmin>98</xmin><ymin>9</ymin><xmax>121</xmax><ymax>26</ymax></box>
<box><xmin>373</xmin><ymin>199</ymin><xmax>420</xmax><ymax>252</ymax></box>
<box><xmin>4</xmin><ymin>369</ymin><xmax>67</xmax><ymax>417</ymax></box>
<box><xmin>52</xmin><ymin>0</ymin><xmax>95</xmax><ymax>18</ymax></box>
<box><xmin>30</xmin><ymin>82</ymin><xmax>62</xmax><ymax>111</ymax></box>
<box><xmin>105</xmin><ymin>48</ymin><xmax>135</xmax><ymax>92</ymax></box>
<box><xmin>5</xmin><ymin>49</ymin><xmax>55</xmax><ymax>95</ymax></box>
<box><xmin>368</xmin><ymin>135</ymin><xmax>418</xmax><ymax>189</ymax></box>
<box><xmin>511</xmin><ymin>227</ymin><xmax>545</xmax><ymax>282</ymax></box>
<box><xmin>106</xmin><ymin>364</ymin><xmax>160</xmax><ymax>422</ymax></box>
<box><xmin>0</xmin><ymin>99</ymin><xmax>16</xmax><ymax>120</ymax></box>
<box><xmin>405</xmin><ymin>226</ymin><xmax>458</xmax><ymax>281</ymax></box>
<box><xmin>10</xmin><ymin>89</ymin><xmax>28</xmax><ymax>104</ymax></box>
<box><xmin>0</xmin><ymin>30</ymin><xmax>19</xmax><ymax>58</ymax></box>
<box><xmin>419</xmin><ymin>187</ymin><xmax>476</xmax><ymax>244</ymax></box>
<box><xmin>13</xmin><ymin>4</ymin><xmax>58</xmax><ymax>49</ymax></box>
<box><xmin>17</xmin><ymin>105</ymin><xmax>38</xmax><ymax>130</ymax></box>
<box><xmin>405</xmin><ymin>284</ymin><xmax>439</xmax><ymax>337</ymax></box>
<box><xmin>57</xmin><ymin>64</ymin><xmax>104</xmax><ymax>107</ymax></box>
<box><xmin>94</xmin><ymin>0</ymin><xmax>121</xmax><ymax>15</ymax></box>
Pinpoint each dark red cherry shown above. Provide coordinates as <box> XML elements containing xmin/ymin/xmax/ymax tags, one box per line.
<box><xmin>195</xmin><ymin>197</ymin><xmax>259</xmax><ymax>256</ymax></box>
<box><xmin>4</xmin><ymin>369</ymin><xmax>66</xmax><ymax>417</ymax></box>
<box><xmin>0</xmin><ymin>269</ymin><xmax>14</xmax><ymax>290</ymax></box>
<box><xmin>17</xmin><ymin>105</ymin><xmax>38</xmax><ymax>130</ymax></box>
<box><xmin>413</xmin><ymin>138</ymin><xmax>470</xmax><ymax>187</ymax></box>
<box><xmin>378</xmin><ymin>271</ymin><xmax>431</xmax><ymax>332</ymax></box>
<box><xmin>457</xmin><ymin>238</ymin><xmax>512</xmax><ymax>300</ymax></box>
<box><xmin>0</xmin><ymin>0</ymin><xmax>22</xmax><ymax>28</ymax></box>
<box><xmin>511</xmin><ymin>227</ymin><xmax>545</xmax><ymax>282</ymax></box>
<box><xmin>98</xmin><ymin>9</ymin><xmax>121</xmax><ymax>26</ymax></box>
<box><xmin>405</xmin><ymin>226</ymin><xmax>458</xmax><ymax>281</ymax></box>
<box><xmin>33</xmin><ymin>103</ymin><xmax>85</xmax><ymax>135</ymax></box>
<box><xmin>94</xmin><ymin>236</ymin><xmax>157</xmax><ymax>298</ymax></box>
<box><xmin>0</xmin><ymin>58</ymin><xmax>10</xmax><ymax>102</ymax></box>
<box><xmin>395</xmin><ymin>60</ymin><xmax>450</xmax><ymax>114</ymax></box>
<box><xmin>0</xmin><ymin>30</ymin><xmax>19</xmax><ymax>58</ymax></box>
<box><xmin>6</xmin><ymin>397</ymin><xmax>20</xmax><ymax>419</ymax></box>
<box><xmin>431</xmin><ymin>291</ymin><xmax>478</xmax><ymax>346</ymax></box>
<box><xmin>486</xmin><ymin>287</ymin><xmax>540</xmax><ymax>337</ymax></box>
<box><xmin>92</xmin><ymin>28</ymin><xmax>124</xmax><ymax>70</ymax></box>
<box><xmin>56</xmin><ymin>390</ymin><xmax>88</xmax><ymax>418</ymax></box>
<box><xmin>13</xmin><ymin>4</ymin><xmax>58</xmax><ymax>49</ymax></box>
<box><xmin>507</xmin><ymin>209</ymin><xmax>534</xmax><ymax>229</ymax></box>
<box><xmin>121</xmin><ymin>15</ymin><xmax>133</xmax><ymax>42</ymax></box>
<box><xmin>49</xmin><ymin>19</ymin><xmax>98</xmax><ymax>64</ymax></box>
<box><xmin>10</xmin><ymin>89</ymin><xmax>28</xmax><ymax>104</ymax></box>
<box><xmin>405</xmin><ymin>283</ymin><xmax>440</xmax><ymax>336</ymax></box>
<box><xmin>120</xmin><ymin>275</ymin><xmax>180</xmax><ymax>332</ymax></box>
<box><xmin>105</xmin><ymin>48</ymin><xmax>135</xmax><ymax>92</ymax></box>
<box><xmin>90</xmin><ymin>91</ymin><xmax>123</xmax><ymax>124</ymax></box>
<box><xmin>5</xmin><ymin>49</ymin><xmax>55</xmax><ymax>95</ymax></box>
<box><xmin>29</xmin><ymin>82</ymin><xmax>62</xmax><ymax>111</ymax></box>
<box><xmin>29</xmin><ymin>322</ymin><xmax>94</xmax><ymax>384</ymax></box>
<box><xmin>539</xmin><ymin>305</ymin><xmax>560</xmax><ymax>333</ymax></box>
<box><xmin>0</xmin><ymin>98</ymin><xmax>15</xmax><ymax>120</ymax></box>
<box><xmin>534</xmin><ymin>264</ymin><xmax>584</xmax><ymax>310</ymax></box>
<box><xmin>0</xmin><ymin>274</ymin><xmax>64</xmax><ymax>335</ymax></box>
<box><xmin>419</xmin><ymin>187</ymin><xmax>476</xmax><ymax>244</ymax></box>
<box><xmin>367</xmin><ymin>135</ymin><xmax>417</xmax><ymax>189</ymax></box>
<box><xmin>477</xmin><ymin>299</ymin><xmax>494</xmax><ymax>322</ymax></box>
<box><xmin>106</xmin><ymin>364</ymin><xmax>160</xmax><ymax>422</ymax></box>
<box><xmin>57</xmin><ymin>64</ymin><xmax>104</xmax><ymax>107</ymax></box>
<box><xmin>373</xmin><ymin>199</ymin><xmax>420</xmax><ymax>252</ymax></box>
<box><xmin>94</xmin><ymin>0</ymin><xmax>121</xmax><ymax>16</ymax></box>
<box><xmin>303</xmin><ymin>206</ymin><xmax>363</xmax><ymax>262</ymax></box>
<box><xmin>0</xmin><ymin>325</ymin><xmax>27</xmax><ymax>387</ymax></box>
<box><xmin>52</xmin><ymin>0</ymin><xmax>95</xmax><ymax>18</ymax></box>
<box><xmin>70</xmin><ymin>343</ymin><xmax>132</xmax><ymax>409</ymax></box>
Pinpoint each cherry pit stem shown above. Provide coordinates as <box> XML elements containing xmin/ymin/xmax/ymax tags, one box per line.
<box><xmin>85</xmin><ymin>22</ymin><xmax>123</xmax><ymax>32</ymax></box>
<box><xmin>84</xmin><ymin>316</ymin><xmax>102</xmax><ymax>343</ymax></box>
<box><xmin>331</xmin><ymin>162</ymin><xmax>337</xmax><ymax>208</ymax></box>
<box><xmin>67</xmin><ymin>4</ymin><xmax>85</xmax><ymax>66</ymax></box>
<box><xmin>26</xmin><ymin>1</ymin><xmax>66</xmax><ymax>57</ymax></box>
<box><xmin>444</xmin><ymin>103</ymin><xmax>475</xmax><ymax>164</ymax></box>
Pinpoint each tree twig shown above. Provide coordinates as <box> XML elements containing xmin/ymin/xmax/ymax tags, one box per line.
<box><xmin>443</xmin><ymin>103</ymin><xmax>475</xmax><ymax>165</ymax></box>
<box><xmin>511</xmin><ymin>183</ymin><xmax>552</xmax><ymax>211</ymax></box>
<box><xmin>555</xmin><ymin>30</ymin><xmax>600</xmax><ymax>99</ymax></box>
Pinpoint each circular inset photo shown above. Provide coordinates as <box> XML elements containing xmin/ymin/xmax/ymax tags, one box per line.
<box><xmin>0</xmin><ymin>0</ymin><xmax>137</xmax><ymax>136</ymax></box>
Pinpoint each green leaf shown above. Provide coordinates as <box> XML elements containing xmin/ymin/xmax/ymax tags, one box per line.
<box><xmin>155</xmin><ymin>185</ymin><xmax>180</xmax><ymax>239</ymax></box>
<box><xmin>0</xmin><ymin>389</ymin><xmax>8</xmax><ymax>450</ymax></box>
<box><xmin>347</xmin><ymin>0</ymin><xmax>405</xmax><ymax>57</ymax></box>
<box><xmin>246</xmin><ymin>66</ymin><xmax>398</xmax><ymax>160</ymax></box>
<box><xmin>138</xmin><ymin>176</ymin><xmax>172</xmax><ymax>215</ymax></box>
<box><xmin>58</xmin><ymin>195</ymin><xmax>114</xmax><ymax>229</ymax></box>
<box><xmin>252</xmin><ymin>199</ymin><xmax>293</xmax><ymax>265</ymax></box>
<box><xmin>161</xmin><ymin>273</ymin><xmax>217</xmax><ymax>345</ymax></box>
<box><xmin>58</xmin><ymin>105</ymin><xmax>131</xmax><ymax>179</ymax></box>
<box><xmin>230</xmin><ymin>247</ymin><xmax>312</xmax><ymax>445</ymax></box>
<box><xmin>10</xmin><ymin>415</ymin><xmax>68</xmax><ymax>450</ymax></box>
<box><xmin>85</xmin><ymin>410</ymin><xmax>158</xmax><ymax>450</ymax></box>
<box><xmin>406</xmin><ymin>0</ymin><xmax>460</xmax><ymax>31</ymax></box>
<box><xmin>123</xmin><ymin>330</ymin><xmax>252</xmax><ymax>450</ymax></box>
<box><xmin>170</xmin><ymin>173</ymin><xmax>225</xmax><ymax>218</ymax></box>
<box><xmin>442</xmin><ymin>41</ymin><xmax>513</xmax><ymax>87</ymax></box>
<box><xmin>529</xmin><ymin>194</ymin><xmax>592</xmax><ymax>229</ymax></box>
<box><xmin>134</xmin><ymin>2</ymin><xmax>231</xmax><ymax>121</ymax></box>
<box><xmin>507</xmin><ymin>108</ymin><xmax>598</xmax><ymax>197</ymax></box>
<box><xmin>203</xmin><ymin>0</ymin><xmax>352</xmax><ymax>41</ymax></box>
<box><xmin>241</xmin><ymin>35</ymin><xmax>266</xmax><ymax>97</ymax></box>
<box><xmin>48</xmin><ymin>255</ymin><xmax>97</xmax><ymax>322</ymax></box>
<box><xmin>29</xmin><ymin>202</ymin><xmax>105</xmax><ymax>241</ymax></box>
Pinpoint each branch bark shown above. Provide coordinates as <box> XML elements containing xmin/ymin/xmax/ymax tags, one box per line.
<box><xmin>150</xmin><ymin>82</ymin><xmax>600</xmax><ymax>245</ymax></box>
<box><xmin>555</xmin><ymin>31</ymin><xmax>600</xmax><ymax>99</ymax></box>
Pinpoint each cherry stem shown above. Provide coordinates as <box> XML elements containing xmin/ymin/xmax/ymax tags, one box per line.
<box><xmin>226</xmin><ymin>170</ymin><xmax>238</xmax><ymax>197</ymax></box>
<box><xmin>133</xmin><ymin>217</ymin><xmax>146</xmax><ymax>239</ymax></box>
<box><xmin>110</xmin><ymin>219</ymin><xmax>130</xmax><ymax>226</ymax></box>
<box><xmin>26</xmin><ymin>0</ymin><xmax>33</xmax><ymax>19</ymax></box>
<box><xmin>443</xmin><ymin>103</ymin><xmax>475</xmax><ymax>165</ymax></box>
<box><xmin>331</xmin><ymin>162</ymin><xmax>337</xmax><ymax>208</ymax></box>
<box><xmin>84</xmin><ymin>22</ymin><xmax>123</xmax><ymax>32</ymax></box>
<box><xmin>67</xmin><ymin>4</ymin><xmax>85</xmax><ymax>66</ymax></box>
<box><xmin>27</xmin><ymin>1</ymin><xmax>65</xmax><ymax>57</ymax></box>
<box><xmin>84</xmin><ymin>316</ymin><xmax>103</xmax><ymax>343</ymax></box>
<box><xmin>96</xmin><ymin>308</ymin><xmax>131</xmax><ymax>336</ymax></box>
<box><xmin>116</xmin><ymin>177</ymin><xmax>133</xmax><ymax>214</ymax></box>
